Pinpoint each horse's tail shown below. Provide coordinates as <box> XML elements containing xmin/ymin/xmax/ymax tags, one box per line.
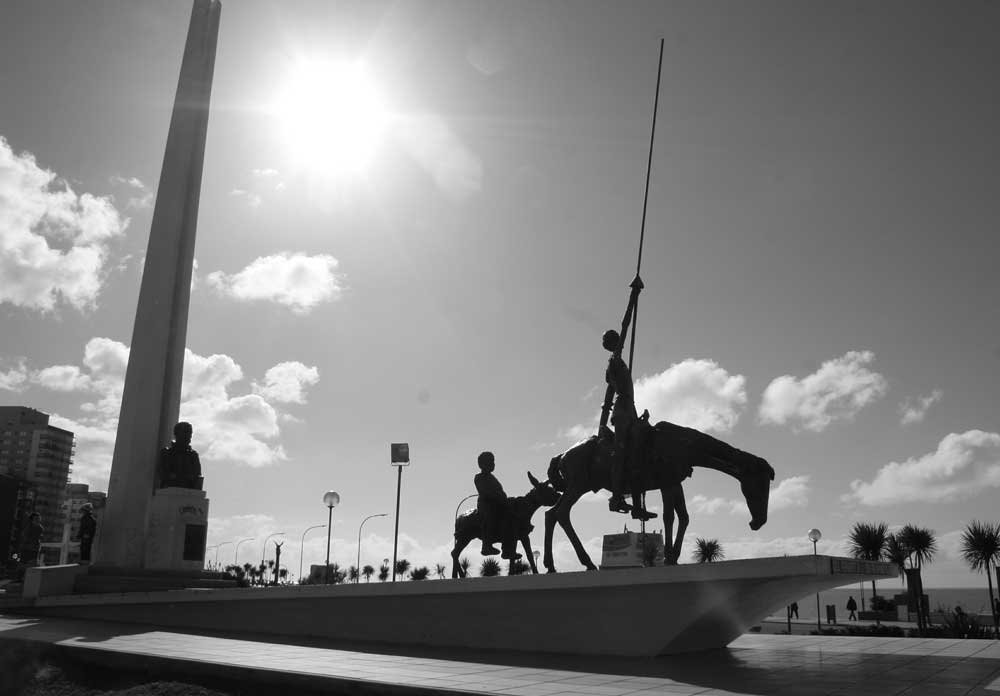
<box><xmin>548</xmin><ymin>454</ymin><xmax>567</xmax><ymax>492</ymax></box>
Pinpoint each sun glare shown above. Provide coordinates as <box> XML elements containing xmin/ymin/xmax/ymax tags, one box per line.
<box><xmin>272</xmin><ymin>60</ymin><xmax>388</xmax><ymax>176</ymax></box>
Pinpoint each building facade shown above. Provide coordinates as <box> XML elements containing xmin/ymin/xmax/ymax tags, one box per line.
<box><xmin>0</xmin><ymin>406</ymin><xmax>75</xmax><ymax>564</ymax></box>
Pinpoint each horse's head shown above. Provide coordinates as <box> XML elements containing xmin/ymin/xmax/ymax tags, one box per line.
<box><xmin>740</xmin><ymin>457</ymin><xmax>775</xmax><ymax>531</ymax></box>
<box><xmin>528</xmin><ymin>471</ymin><xmax>561</xmax><ymax>507</ymax></box>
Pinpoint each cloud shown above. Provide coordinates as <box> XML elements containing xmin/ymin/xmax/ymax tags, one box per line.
<box><xmin>688</xmin><ymin>476</ymin><xmax>809</xmax><ymax>518</ymax></box>
<box><xmin>229</xmin><ymin>188</ymin><xmax>262</xmax><ymax>208</ymax></box>
<box><xmin>0</xmin><ymin>135</ymin><xmax>128</xmax><ymax>311</ymax></box>
<box><xmin>252</xmin><ymin>362</ymin><xmax>320</xmax><ymax>404</ymax></box>
<box><xmin>899</xmin><ymin>390</ymin><xmax>943</xmax><ymax>426</ymax></box>
<box><xmin>393</xmin><ymin>113</ymin><xmax>483</xmax><ymax>198</ymax></box>
<box><xmin>759</xmin><ymin>350</ymin><xmax>888</xmax><ymax>432</ymax></box>
<box><xmin>634</xmin><ymin>359</ymin><xmax>747</xmax><ymax>434</ymax></box>
<box><xmin>251</xmin><ymin>168</ymin><xmax>279</xmax><ymax>178</ymax></box>
<box><xmin>845</xmin><ymin>430</ymin><xmax>1000</xmax><ymax>506</ymax></box>
<box><xmin>0</xmin><ymin>361</ymin><xmax>29</xmax><ymax>391</ymax></box>
<box><xmin>109</xmin><ymin>175</ymin><xmax>153</xmax><ymax>210</ymax></box>
<box><xmin>206</xmin><ymin>253</ymin><xmax>343</xmax><ymax>314</ymax></box>
<box><xmin>23</xmin><ymin>338</ymin><xmax>320</xmax><ymax>486</ymax></box>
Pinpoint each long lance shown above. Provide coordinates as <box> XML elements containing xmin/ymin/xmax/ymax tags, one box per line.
<box><xmin>598</xmin><ymin>38</ymin><xmax>665</xmax><ymax>431</ymax></box>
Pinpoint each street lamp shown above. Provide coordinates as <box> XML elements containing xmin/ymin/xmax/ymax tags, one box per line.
<box><xmin>234</xmin><ymin>537</ymin><xmax>255</xmax><ymax>566</ymax></box>
<box><xmin>261</xmin><ymin>532</ymin><xmax>285</xmax><ymax>568</ymax></box>
<box><xmin>299</xmin><ymin>524</ymin><xmax>326</xmax><ymax>584</ymax></box>
<box><xmin>454</xmin><ymin>494</ymin><xmax>478</xmax><ymax>520</ymax></box>
<box><xmin>323</xmin><ymin>490</ymin><xmax>340</xmax><ymax>584</ymax></box>
<box><xmin>215</xmin><ymin>540</ymin><xmax>233</xmax><ymax>567</ymax></box>
<box><xmin>808</xmin><ymin>528</ymin><xmax>822</xmax><ymax>631</ymax></box>
<box><xmin>357</xmin><ymin>513</ymin><xmax>387</xmax><ymax>583</ymax></box>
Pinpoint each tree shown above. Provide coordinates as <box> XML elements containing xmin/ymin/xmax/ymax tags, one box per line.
<box><xmin>362</xmin><ymin>564</ymin><xmax>375</xmax><ymax>583</ymax></box>
<box><xmin>459</xmin><ymin>557</ymin><xmax>471</xmax><ymax>576</ymax></box>
<box><xmin>409</xmin><ymin>566</ymin><xmax>430</xmax><ymax>581</ymax></box>
<box><xmin>480</xmin><ymin>558</ymin><xmax>502</xmax><ymax>577</ymax></box>
<box><xmin>278</xmin><ymin>568</ymin><xmax>288</xmax><ymax>584</ymax></box>
<box><xmin>378</xmin><ymin>563</ymin><xmax>390</xmax><ymax>582</ymax></box>
<box><xmin>899</xmin><ymin>524</ymin><xmax>937</xmax><ymax>569</ymax></box>
<box><xmin>693</xmin><ymin>538</ymin><xmax>724</xmax><ymax>563</ymax></box>
<box><xmin>885</xmin><ymin>533</ymin><xmax>907</xmax><ymax>586</ymax></box>
<box><xmin>394</xmin><ymin>558</ymin><xmax>411</xmax><ymax>579</ymax></box>
<box><xmin>960</xmin><ymin>520</ymin><xmax>1000</xmax><ymax>637</ymax></box>
<box><xmin>848</xmin><ymin>521</ymin><xmax>888</xmax><ymax>597</ymax></box>
<box><xmin>508</xmin><ymin>559</ymin><xmax>529</xmax><ymax>576</ymax></box>
<box><xmin>435</xmin><ymin>563</ymin><xmax>447</xmax><ymax>580</ymax></box>
<box><xmin>348</xmin><ymin>565</ymin><xmax>359</xmax><ymax>583</ymax></box>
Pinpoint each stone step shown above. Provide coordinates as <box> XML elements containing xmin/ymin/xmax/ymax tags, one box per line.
<box><xmin>74</xmin><ymin>575</ymin><xmax>238</xmax><ymax>594</ymax></box>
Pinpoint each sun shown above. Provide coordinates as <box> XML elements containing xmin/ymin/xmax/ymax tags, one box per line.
<box><xmin>272</xmin><ymin>59</ymin><xmax>388</xmax><ymax>176</ymax></box>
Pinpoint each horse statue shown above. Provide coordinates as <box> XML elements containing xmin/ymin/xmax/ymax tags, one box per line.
<box><xmin>451</xmin><ymin>472</ymin><xmax>561</xmax><ymax>578</ymax></box>
<box><xmin>544</xmin><ymin>420</ymin><xmax>774</xmax><ymax>572</ymax></box>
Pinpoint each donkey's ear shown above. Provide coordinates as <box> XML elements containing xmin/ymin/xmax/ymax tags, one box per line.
<box><xmin>527</xmin><ymin>471</ymin><xmax>541</xmax><ymax>487</ymax></box>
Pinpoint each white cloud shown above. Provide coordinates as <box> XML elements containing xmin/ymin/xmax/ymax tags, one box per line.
<box><xmin>393</xmin><ymin>113</ymin><xmax>483</xmax><ymax>198</ymax></box>
<box><xmin>109</xmin><ymin>175</ymin><xmax>153</xmax><ymax>209</ymax></box>
<box><xmin>252</xmin><ymin>362</ymin><xmax>320</xmax><ymax>404</ymax></box>
<box><xmin>229</xmin><ymin>188</ymin><xmax>262</xmax><ymax>208</ymax></box>
<box><xmin>0</xmin><ymin>136</ymin><xmax>127</xmax><ymax>311</ymax></box>
<box><xmin>251</xmin><ymin>168</ymin><xmax>279</xmax><ymax>178</ymax></box>
<box><xmin>634</xmin><ymin>359</ymin><xmax>747</xmax><ymax>434</ymax></box>
<box><xmin>899</xmin><ymin>390</ymin><xmax>943</xmax><ymax>426</ymax></box>
<box><xmin>0</xmin><ymin>361</ymin><xmax>29</xmax><ymax>391</ymax></box>
<box><xmin>206</xmin><ymin>253</ymin><xmax>343</xmax><ymax>314</ymax></box>
<box><xmin>687</xmin><ymin>476</ymin><xmax>809</xmax><ymax>517</ymax></box>
<box><xmin>23</xmin><ymin>337</ymin><xmax>320</xmax><ymax>486</ymax></box>
<box><xmin>845</xmin><ymin>430</ymin><xmax>1000</xmax><ymax>506</ymax></box>
<box><xmin>759</xmin><ymin>350</ymin><xmax>888</xmax><ymax>432</ymax></box>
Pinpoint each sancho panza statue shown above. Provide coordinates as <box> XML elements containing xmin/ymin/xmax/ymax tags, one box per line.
<box><xmin>157</xmin><ymin>421</ymin><xmax>203</xmax><ymax>490</ymax></box>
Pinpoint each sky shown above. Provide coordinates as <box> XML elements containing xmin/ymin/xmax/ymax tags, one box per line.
<box><xmin>1</xmin><ymin>0</ymin><xmax>998</xmax><ymax>590</ymax></box>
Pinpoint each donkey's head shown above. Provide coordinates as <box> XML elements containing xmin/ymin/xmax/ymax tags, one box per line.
<box><xmin>527</xmin><ymin>471</ymin><xmax>561</xmax><ymax>507</ymax></box>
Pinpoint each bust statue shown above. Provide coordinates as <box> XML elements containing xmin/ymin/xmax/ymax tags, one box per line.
<box><xmin>158</xmin><ymin>421</ymin><xmax>203</xmax><ymax>490</ymax></box>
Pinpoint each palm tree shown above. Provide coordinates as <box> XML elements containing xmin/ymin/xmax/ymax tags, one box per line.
<box><xmin>960</xmin><ymin>520</ymin><xmax>1000</xmax><ymax>636</ymax></box>
<box><xmin>362</xmin><ymin>564</ymin><xmax>375</xmax><ymax>582</ymax></box>
<box><xmin>435</xmin><ymin>563</ymin><xmax>447</xmax><ymax>580</ymax></box>
<box><xmin>348</xmin><ymin>565</ymin><xmax>359</xmax><ymax>583</ymax></box>
<box><xmin>899</xmin><ymin>524</ymin><xmax>936</xmax><ymax>633</ymax></box>
<box><xmin>394</xmin><ymin>558</ymin><xmax>411</xmax><ymax>579</ymax></box>
<box><xmin>377</xmin><ymin>563</ymin><xmax>390</xmax><ymax>582</ymax></box>
<box><xmin>885</xmin><ymin>533</ymin><xmax>907</xmax><ymax>586</ymax></box>
<box><xmin>459</xmin><ymin>557</ymin><xmax>471</xmax><ymax>576</ymax></box>
<box><xmin>480</xmin><ymin>558</ymin><xmax>502</xmax><ymax>577</ymax></box>
<box><xmin>278</xmin><ymin>568</ymin><xmax>288</xmax><ymax>584</ymax></box>
<box><xmin>409</xmin><ymin>566</ymin><xmax>431</xmax><ymax>581</ymax></box>
<box><xmin>848</xmin><ymin>521</ymin><xmax>888</xmax><ymax>598</ymax></box>
<box><xmin>693</xmin><ymin>538</ymin><xmax>724</xmax><ymax>563</ymax></box>
<box><xmin>508</xmin><ymin>559</ymin><xmax>529</xmax><ymax>576</ymax></box>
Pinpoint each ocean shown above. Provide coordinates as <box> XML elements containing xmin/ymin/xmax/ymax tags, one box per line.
<box><xmin>773</xmin><ymin>585</ymin><xmax>997</xmax><ymax>621</ymax></box>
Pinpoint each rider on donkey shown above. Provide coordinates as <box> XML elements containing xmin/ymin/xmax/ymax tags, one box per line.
<box><xmin>603</xmin><ymin>329</ymin><xmax>657</xmax><ymax>522</ymax></box>
<box><xmin>474</xmin><ymin>451</ymin><xmax>522</xmax><ymax>560</ymax></box>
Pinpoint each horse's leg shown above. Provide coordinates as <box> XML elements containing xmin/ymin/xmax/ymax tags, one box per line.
<box><xmin>543</xmin><ymin>497</ymin><xmax>563</xmax><ymax>573</ymax></box>
<box><xmin>552</xmin><ymin>489</ymin><xmax>596</xmax><ymax>571</ymax></box>
<box><xmin>662</xmin><ymin>484</ymin><xmax>689</xmax><ymax>565</ymax></box>
<box><xmin>520</xmin><ymin>535</ymin><xmax>537</xmax><ymax>574</ymax></box>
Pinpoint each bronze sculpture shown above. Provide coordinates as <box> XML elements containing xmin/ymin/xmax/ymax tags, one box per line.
<box><xmin>157</xmin><ymin>421</ymin><xmax>203</xmax><ymax>490</ymax></box>
<box><xmin>451</xmin><ymin>472</ymin><xmax>560</xmax><ymax>578</ymax></box>
<box><xmin>474</xmin><ymin>451</ymin><xmax>509</xmax><ymax>558</ymax></box>
<box><xmin>544</xmin><ymin>420</ymin><xmax>774</xmax><ymax>572</ymax></box>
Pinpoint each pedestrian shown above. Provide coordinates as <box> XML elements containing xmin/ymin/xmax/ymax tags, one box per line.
<box><xmin>18</xmin><ymin>512</ymin><xmax>44</xmax><ymax>574</ymax></box>
<box><xmin>78</xmin><ymin>503</ymin><xmax>97</xmax><ymax>564</ymax></box>
<box><xmin>790</xmin><ymin>601</ymin><xmax>799</xmax><ymax>619</ymax></box>
<box><xmin>846</xmin><ymin>596</ymin><xmax>858</xmax><ymax>621</ymax></box>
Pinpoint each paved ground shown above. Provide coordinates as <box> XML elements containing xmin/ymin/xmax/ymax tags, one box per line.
<box><xmin>1</xmin><ymin>613</ymin><xmax>999</xmax><ymax>696</ymax></box>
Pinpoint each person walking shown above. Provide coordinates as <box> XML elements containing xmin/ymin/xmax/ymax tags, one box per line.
<box><xmin>846</xmin><ymin>596</ymin><xmax>858</xmax><ymax>621</ymax></box>
<box><xmin>78</xmin><ymin>503</ymin><xmax>97</xmax><ymax>564</ymax></box>
<box><xmin>789</xmin><ymin>601</ymin><xmax>799</xmax><ymax>619</ymax></box>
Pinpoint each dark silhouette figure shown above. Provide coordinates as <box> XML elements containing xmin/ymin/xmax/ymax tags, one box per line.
<box><xmin>452</xmin><ymin>472</ymin><xmax>560</xmax><ymax>578</ymax></box>
<box><xmin>273</xmin><ymin>541</ymin><xmax>283</xmax><ymax>585</ymax></box>
<box><xmin>474</xmin><ymin>451</ymin><xmax>514</xmax><ymax>558</ymax></box>
<box><xmin>78</xmin><ymin>503</ymin><xmax>97</xmax><ymax>564</ymax></box>
<box><xmin>602</xmin><ymin>329</ymin><xmax>655</xmax><ymax>522</ymax></box>
<box><xmin>158</xmin><ymin>421</ymin><xmax>203</xmax><ymax>489</ymax></box>
<box><xmin>19</xmin><ymin>512</ymin><xmax>43</xmax><ymax>570</ymax></box>
<box><xmin>546</xmin><ymin>421</ymin><xmax>773</xmax><ymax>572</ymax></box>
<box><xmin>790</xmin><ymin>601</ymin><xmax>799</xmax><ymax>619</ymax></box>
<box><xmin>847</xmin><ymin>596</ymin><xmax>858</xmax><ymax>621</ymax></box>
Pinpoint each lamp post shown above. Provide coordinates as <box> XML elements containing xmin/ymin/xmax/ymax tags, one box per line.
<box><xmin>234</xmin><ymin>537</ymin><xmax>255</xmax><ymax>566</ymax></box>
<box><xmin>261</xmin><ymin>532</ymin><xmax>285</xmax><ymax>568</ymax></box>
<box><xmin>390</xmin><ymin>443</ymin><xmax>410</xmax><ymax>583</ymax></box>
<box><xmin>357</xmin><ymin>513</ymin><xmax>387</xmax><ymax>583</ymax></box>
<box><xmin>454</xmin><ymin>494</ymin><xmax>478</xmax><ymax>520</ymax></box>
<box><xmin>808</xmin><ymin>528</ymin><xmax>822</xmax><ymax>632</ymax></box>
<box><xmin>215</xmin><ymin>540</ymin><xmax>232</xmax><ymax>568</ymax></box>
<box><xmin>299</xmin><ymin>524</ymin><xmax>326</xmax><ymax>584</ymax></box>
<box><xmin>323</xmin><ymin>491</ymin><xmax>340</xmax><ymax>584</ymax></box>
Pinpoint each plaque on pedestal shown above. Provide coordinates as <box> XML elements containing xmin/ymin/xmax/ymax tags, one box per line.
<box><xmin>145</xmin><ymin>487</ymin><xmax>210</xmax><ymax>571</ymax></box>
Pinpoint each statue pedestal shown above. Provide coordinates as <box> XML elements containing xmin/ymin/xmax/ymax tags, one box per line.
<box><xmin>145</xmin><ymin>487</ymin><xmax>209</xmax><ymax>571</ymax></box>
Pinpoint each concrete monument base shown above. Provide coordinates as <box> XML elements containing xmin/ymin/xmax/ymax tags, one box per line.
<box><xmin>15</xmin><ymin>555</ymin><xmax>895</xmax><ymax>656</ymax></box>
<box><xmin>145</xmin><ymin>487</ymin><xmax>209</xmax><ymax>571</ymax></box>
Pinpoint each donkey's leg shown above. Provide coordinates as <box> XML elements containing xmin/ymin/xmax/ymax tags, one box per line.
<box><xmin>451</xmin><ymin>534</ymin><xmax>471</xmax><ymax>578</ymax></box>
<box><xmin>553</xmin><ymin>489</ymin><xmax>596</xmax><ymax>571</ymax></box>
<box><xmin>520</xmin><ymin>535</ymin><xmax>537</xmax><ymax>574</ymax></box>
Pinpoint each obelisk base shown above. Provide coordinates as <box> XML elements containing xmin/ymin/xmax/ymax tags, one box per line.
<box><xmin>145</xmin><ymin>488</ymin><xmax>210</xmax><ymax>571</ymax></box>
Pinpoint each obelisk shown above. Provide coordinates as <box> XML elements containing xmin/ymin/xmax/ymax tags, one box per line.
<box><xmin>99</xmin><ymin>0</ymin><xmax>221</xmax><ymax>569</ymax></box>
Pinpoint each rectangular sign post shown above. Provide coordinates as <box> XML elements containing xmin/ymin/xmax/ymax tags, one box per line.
<box><xmin>390</xmin><ymin>443</ymin><xmax>409</xmax><ymax>582</ymax></box>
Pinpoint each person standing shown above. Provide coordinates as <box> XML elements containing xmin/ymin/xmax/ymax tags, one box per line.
<box><xmin>790</xmin><ymin>601</ymin><xmax>799</xmax><ymax>619</ymax></box>
<box><xmin>846</xmin><ymin>596</ymin><xmax>858</xmax><ymax>621</ymax></box>
<box><xmin>78</xmin><ymin>503</ymin><xmax>97</xmax><ymax>564</ymax></box>
<box><xmin>19</xmin><ymin>512</ymin><xmax>44</xmax><ymax>569</ymax></box>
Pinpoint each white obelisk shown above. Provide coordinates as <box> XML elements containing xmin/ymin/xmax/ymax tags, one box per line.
<box><xmin>99</xmin><ymin>0</ymin><xmax>221</xmax><ymax>569</ymax></box>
